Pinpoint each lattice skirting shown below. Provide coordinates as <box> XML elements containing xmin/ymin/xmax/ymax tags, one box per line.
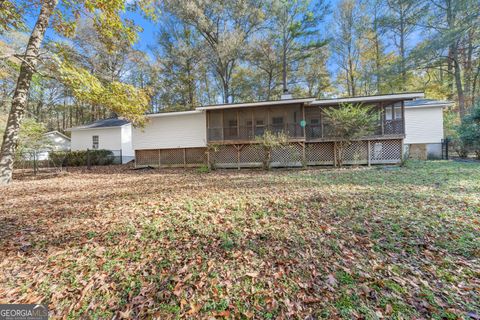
<box><xmin>136</xmin><ymin>148</ymin><xmax>207</xmax><ymax>168</ymax></box>
<box><xmin>135</xmin><ymin>140</ymin><xmax>403</xmax><ymax>168</ymax></box>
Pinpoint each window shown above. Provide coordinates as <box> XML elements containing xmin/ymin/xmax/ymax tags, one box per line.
<box><xmin>256</xmin><ymin>119</ymin><xmax>264</xmax><ymax>126</ymax></box>
<box><xmin>311</xmin><ymin>119</ymin><xmax>320</xmax><ymax>125</ymax></box>
<box><xmin>272</xmin><ymin>117</ymin><xmax>284</xmax><ymax>125</ymax></box>
<box><xmin>92</xmin><ymin>135</ymin><xmax>99</xmax><ymax>149</ymax></box>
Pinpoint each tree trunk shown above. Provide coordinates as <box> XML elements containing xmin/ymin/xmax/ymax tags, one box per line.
<box><xmin>453</xmin><ymin>54</ymin><xmax>466</xmax><ymax>120</ymax></box>
<box><xmin>348</xmin><ymin>57</ymin><xmax>356</xmax><ymax>96</ymax></box>
<box><xmin>450</xmin><ymin>37</ymin><xmax>466</xmax><ymax>120</ymax></box>
<box><xmin>282</xmin><ymin>17</ymin><xmax>288</xmax><ymax>94</ymax></box>
<box><xmin>399</xmin><ymin>15</ymin><xmax>406</xmax><ymax>90</ymax></box>
<box><xmin>0</xmin><ymin>0</ymin><xmax>57</xmax><ymax>186</ymax></box>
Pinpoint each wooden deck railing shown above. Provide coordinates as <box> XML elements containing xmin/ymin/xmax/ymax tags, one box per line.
<box><xmin>208</xmin><ymin>124</ymin><xmax>304</xmax><ymax>142</ymax></box>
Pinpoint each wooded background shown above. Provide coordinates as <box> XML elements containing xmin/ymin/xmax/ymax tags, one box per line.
<box><xmin>1</xmin><ymin>0</ymin><xmax>479</xmax><ymax>132</ymax></box>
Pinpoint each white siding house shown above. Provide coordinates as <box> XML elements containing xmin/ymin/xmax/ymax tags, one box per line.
<box><xmin>404</xmin><ymin>99</ymin><xmax>453</xmax><ymax>159</ymax></box>
<box><xmin>133</xmin><ymin>111</ymin><xmax>207</xmax><ymax>150</ymax></box>
<box><xmin>68</xmin><ymin>118</ymin><xmax>134</xmax><ymax>164</ymax></box>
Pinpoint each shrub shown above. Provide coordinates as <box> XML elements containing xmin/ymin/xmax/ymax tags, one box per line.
<box><xmin>255</xmin><ymin>130</ymin><xmax>289</xmax><ymax>170</ymax></box>
<box><xmin>50</xmin><ymin>149</ymin><xmax>115</xmax><ymax>166</ymax></box>
<box><xmin>456</xmin><ymin>103</ymin><xmax>480</xmax><ymax>159</ymax></box>
<box><xmin>322</xmin><ymin>103</ymin><xmax>377</xmax><ymax>167</ymax></box>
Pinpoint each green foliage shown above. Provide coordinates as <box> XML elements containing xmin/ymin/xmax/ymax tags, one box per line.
<box><xmin>255</xmin><ymin>130</ymin><xmax>289</xmax><ymax>170</ymax></box>
<box><xmin>16</xmin><ymin>118</ymin><xmax>51</xmax><ymax>155</ymax></box>
<box><xmin>323</xmin><ymin>103</ymin><xmax>377</xmax><ymax>140</ymax></box>
<box><xmin>197</xmin><ymin>164</ymin><xmax>210</xmax><ymax>174</ymax></box>
<box><xmin>50</xmin><ymin>149</ymin><xmax>115</xmax><ymax>166</ymax></box>
<box><xmin>323</xmin><ymin>103</ymin><xmax>377</xmax><ymax>166</ymax></box>
<box><xmin>0</xmin><ymin>0</ymin><xmax>25</xmax><ymax>34</ymax></box>
<box><xmin>58</xmin><ymin>62</ymin><xmax>150</xmax><ymax>126</ymax></box>
<box><xmin>457</xmin><ymin>103</ymin><xmax>480</xmax><ymax>159</ymax></box>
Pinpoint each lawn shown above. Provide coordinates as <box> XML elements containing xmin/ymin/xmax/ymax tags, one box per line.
<box><xmin>0</xmin><ymin>161</ymin><xmax>479</xmax><ymax>319</ymax></box>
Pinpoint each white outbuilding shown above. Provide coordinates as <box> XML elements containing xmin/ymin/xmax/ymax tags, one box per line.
<box><xmin>68</xmin><ymin>118</ymin><xmax>134</xmax><ymax>164</ymax></box>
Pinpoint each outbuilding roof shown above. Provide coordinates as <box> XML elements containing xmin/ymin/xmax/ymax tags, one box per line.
<box><xmin>44</xmin><ymin>130</ymin><xmax>71</xmax><ymax>140</ymax></box>
<box><xmin>67</xmin><ymin>118</ymin><xmax>130</xmax><ymax>131</ymax></box>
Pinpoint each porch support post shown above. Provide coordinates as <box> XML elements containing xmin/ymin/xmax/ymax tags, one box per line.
<box><xmin>401</xmin><ymin>139</ymin><xmax>404</xmax><ymax>163</ymax></box>
<box><xmin>380</xmin><ymin>103</ymin><xmax>385</xmax><ymax>135</ymax></box>
<box><xmin>320</xmin><ymin>108</ymin><xmax>324</xmax><ymax>138</ymax></box>
<box><xmin>367</xmin><ymin>140</ymin><xmax>371</xmax><ymax>166</ymax></box>
<box><xmin>251</xmin><ymin>111</ymin><xmax>254</xmax><ymax>138</ymax></box>
<box><xmin>302</xmin><ymin>104</ymin><xmax>306</xmax><ymax>139</ymax></box>
<box><xmin>401</xmin><ymin>101</ymin><xmax>406</xmax><ymax>135</ymax></box>
<box><xmin>206</xmin><ymin>111</ymin><xmax>210</xmax><ymax>142</ymax></box>
<box><xmin>236</xmin><ymin>110</ymin><xmax>240</xmax><ymax>137</ymax></box>
<box><xmin>267</xmin><ymin>108</ymin><xmax>270</xmax><ymax>128</ymax></box>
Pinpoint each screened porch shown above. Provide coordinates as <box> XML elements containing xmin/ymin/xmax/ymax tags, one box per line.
<box><xmin>206</xmin><ymin>101</ymin><xmax>405</xmax><ymax>143</ymax></box>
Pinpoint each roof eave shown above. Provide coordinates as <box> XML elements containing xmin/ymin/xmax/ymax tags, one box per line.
<box><xmin>146</xmin><ymin>110</ymin><xmax>204</xmax><ymax>118</ymax></box>
<box><xmin>66</xmin><ymin>123</ymin><xmax>130</xmax><ymax>132</ymax></box>
<box><xmin>405</xmin><ymin>102</ymin><xmax>454</xmax><ymax>109</ymax></box>
<box><xmin>44</xmin><ymin>130</ymin><xmax>71</xmax><ymax>140</ymax></box>
<box><xmin>196</xmin><ymin>98</ymin><xmax>316</xmax><ymax>111</ymax></box>
<box><xmin>311</xmin><ymin>92</ymin><xmax>425</xmax><ymax>106</ymax></box>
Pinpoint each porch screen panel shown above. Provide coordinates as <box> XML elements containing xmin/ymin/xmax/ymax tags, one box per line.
<box><xmin>253</xmin><ymin>108</ymin><xmax>267</xmax><ymax>137</ymax></box>
<box><xmin>238</xmin><ymin>109</ymin><xmax>253</xmax><ymax>140</ymax></box>
<box><xmin>305</xmin><ymin>107</ymin><xmax>322</xmax><ymax>139</ymax></box>
<box><xmin>223</xmin><ymin>109</ymin><xmax>238</xmax><ymax>140</ymax></box>
<box><xmin>383</xmin><ymin>102</ymin><xmax>403</xmax><ymax>135</ymax></box>
<box><xmin>321</xmin><ymin>107</ymin><xmax>335</xmax><ymax>138</ymax></box>
<box><xmin>269</xmin><ymin>107</ymin><xmax>285</xmax><ymax>134</ymax></box>
<box><xmin>208</xmin><ymin>110</ymin><xmax>222</xmax><ymax>141</ymax></box>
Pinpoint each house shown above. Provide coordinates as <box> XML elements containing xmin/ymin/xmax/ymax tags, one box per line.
<box><xmin>68</xmin><ymin>118</ymin><xmax>134</xmax><ymax>164</ymax></box>
<box><xmin>403</xmin><ymin>99</ymin><xmax>453</xmax><ymax>160</ymax></box>
<box><xmin>133</xmin><ymin>92</ymin><xmax>427</xmax><ymax>168</ymax></box>
<box><xmin>36</xmin><ymin>131</ymin><xmax>71</xmax><ymax>160</ymax></box>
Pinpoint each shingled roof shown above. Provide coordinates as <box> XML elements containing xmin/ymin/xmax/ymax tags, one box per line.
<box><xmin>68</xmin><ymin>118</ymin><xmax>130</xmax><ymax>131</ymax></box>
